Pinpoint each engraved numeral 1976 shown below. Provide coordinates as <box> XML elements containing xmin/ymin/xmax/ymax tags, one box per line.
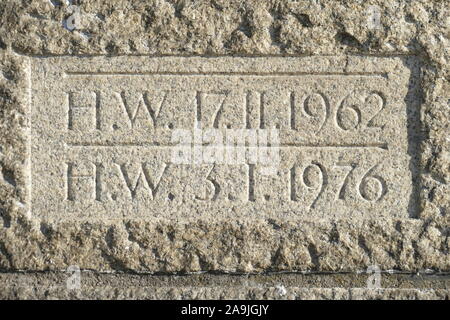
<box><xmin>290</xmin><ymin>162</ymin><xmax>387</xmax><ymax>208</ymax></box>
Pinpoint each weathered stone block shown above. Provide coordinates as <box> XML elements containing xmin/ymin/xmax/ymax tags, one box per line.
<box><xmin>0</xmin><ymin>0</ymin><xmax>448</xmax><ymax>299</ymax></box>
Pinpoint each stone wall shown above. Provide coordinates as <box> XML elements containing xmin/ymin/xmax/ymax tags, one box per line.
<box><xmin>0</xmin><ymin>0</ymin><xmax>448</xmax><ymax>299</ymax></box>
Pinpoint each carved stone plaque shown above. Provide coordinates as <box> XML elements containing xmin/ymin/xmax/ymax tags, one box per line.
<box><xmin>31</xmin><ymin>56</ymin><xmax>418</xmax><ymax>220</ymax></box>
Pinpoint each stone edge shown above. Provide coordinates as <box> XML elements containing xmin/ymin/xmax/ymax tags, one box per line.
<box><xmin>0</xmin><ymin>1</ymin><xmax>448</xmax><ymax>274</ymax></box>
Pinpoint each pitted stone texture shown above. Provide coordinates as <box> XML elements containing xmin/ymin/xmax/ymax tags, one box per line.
<box><xmin>31</xmin><ymin>55</ymin><xmax>418</xmax><ymax>221</ymax></box>
<box><xmin>3</xmin><ymin>286</ymin><xmax>448</xmax><ymax>300</ymax></box>
<box><xmin>0</xmin><ymin>51</ymin><xmax>29</xmax><ymax>228</ymax></box>
<box><xmin>0</xmin><ymin>219</ymin><xmax>448</xmax><ymax>272</ymax></box>
<box><xmin>0</xmin><ymin>0</ymin><xmax>448</xmax><ymax>278</ymax></box>
<box><xmin>0</xmin><ymin>272</ymin><xmax>448</xmax><ymax>300</ymax></box>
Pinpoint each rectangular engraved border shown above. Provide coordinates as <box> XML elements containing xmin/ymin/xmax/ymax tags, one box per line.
<box><xmin>28</xmin><ymin>55</ymin><xmax>422</xmax><ymax>222</ymax></box>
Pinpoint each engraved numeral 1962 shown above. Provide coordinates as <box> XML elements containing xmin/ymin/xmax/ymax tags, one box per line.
<box><xmin>291</xmin><ymin>91</ymin><xmax>386</xmax><ymax>133</ymax></box>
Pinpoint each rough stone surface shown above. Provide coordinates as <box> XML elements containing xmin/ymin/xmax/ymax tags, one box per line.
<box><xmin>1</xmin><ymin>272</ymin><xmax>448</xmax><ymax>300</ymax></box>
<box><xmin>32</xmin><ymin>55</ymin><xmax>417</xmax><ymax>221</ymax></box>
<box><xmin>0</xmin><ymin>0</ymin><xmax>448</xmax><ymax>299</ymax></box>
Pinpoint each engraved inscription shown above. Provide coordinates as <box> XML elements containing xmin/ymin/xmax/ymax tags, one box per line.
<box><xmin>63</xmin><ymin>89</ymin><xmax>389</xmax><ymax>133</ymax></box>
<box><xmin>31</xmin><ymin>56</ymin><xmax>416</xmax><ymax>220</ymax></box>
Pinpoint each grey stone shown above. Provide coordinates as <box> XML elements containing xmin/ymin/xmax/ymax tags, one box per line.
<box><xmin>0</xmin><ymin>272</ymin><xmax>448</xmax><ymax>300</ymax></box>
<box><xmin>0</xmin><ymin>0</ymin><xmax>448</xmax><ymax>299</ymax></box>
<box><xmin>31</xmin><ymin>55</ymin><xmax>417</xmax><ymax>220</ymax></box>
